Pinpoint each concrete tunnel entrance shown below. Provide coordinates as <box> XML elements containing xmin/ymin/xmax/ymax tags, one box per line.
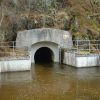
<box><xmin>34</xmin><ymin>47</ymin><xmax>54</xmax><ymax>63</ymax></box>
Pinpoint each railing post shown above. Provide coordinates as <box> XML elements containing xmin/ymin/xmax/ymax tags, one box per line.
<box><xmin>77</xmin><ymin>40</ymin><xmax>79</xmax><ymax>53</ymax></box>
<box><xmin>13</xmin><ymin>41</ymin><xmax>15</xmax><ymax>56</ymax></box>
<box><xmin>97</xmin><ymin>43</ymin><xmax>98</xmax><ymax>51</ymax></box>
<box><xmin>59</xmin><ymin>47</ymin><xmax>62</xmax><ymax>64</ymax></box>
<box><xmin>89</xmin><ymin>40</ymin><xmax>90</xmax><ymax>53</ymax></box>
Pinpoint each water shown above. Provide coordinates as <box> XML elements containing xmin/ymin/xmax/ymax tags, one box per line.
<box><xmin>0</xmin><ymin>63</ymin><xmax>100</xmax><ymax>100</ymax></box>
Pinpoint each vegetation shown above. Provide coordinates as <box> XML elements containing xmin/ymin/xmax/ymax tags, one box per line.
<box><xmin>0</xmin><ymin>0</ymin><xmax>100</xmax><ymax>42</ymax></box>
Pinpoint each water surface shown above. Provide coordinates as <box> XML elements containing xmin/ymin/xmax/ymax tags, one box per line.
<box><xmin>0</xmin><ymin>63</ymin><xmax>100</xmax><ymax>100</ymax></box>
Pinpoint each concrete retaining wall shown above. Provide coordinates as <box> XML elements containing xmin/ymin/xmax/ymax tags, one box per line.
<box><xmin>0</xmin><ymin>59</ymin><xmax>31</xmax><ymax>72</ymax></box>
<box><xmin>16</xmin><ymin>28</ymin><xmax>73</xmax><ymax>64</ymax></box>
<box><xmin>64</xmin><ymin>52</ymin><xmax>100</xmax><ymax>67</ymax></box>
<box><xmin>76</xmin><ymin>56</ymin><xmax>99</xmax><ymax>67</ymax></box>
<box><xmin>16</xmin><ymin>28</ymin><xmax>73</xmax><ymax>49</ymax></box>
<box><xmin>63</xmin><ymin>52</ymin><xmax>76</xmax><ymax>66</ymax></box>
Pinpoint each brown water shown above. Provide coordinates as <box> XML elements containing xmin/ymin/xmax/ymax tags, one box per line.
<box><xmin>0</xmin><ymin>63</ymin><xmax>100</xmax><ymax>100</ymax></box>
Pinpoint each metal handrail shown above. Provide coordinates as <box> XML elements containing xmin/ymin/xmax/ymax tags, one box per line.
<box><xmin>71</xmin><ymin>40</ymin><xmax>100</xmax><ymax>54</ymax></box>
<box><xmin>0</xmin><ymin>41</ymin><xmax>30</xmax><ymax>60</ymax></box>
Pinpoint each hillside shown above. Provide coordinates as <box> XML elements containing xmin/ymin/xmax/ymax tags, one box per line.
<box><xmin>0</xmin><ymin>0</ymin><xmax>100</xmax><ymax>42</ymax></box>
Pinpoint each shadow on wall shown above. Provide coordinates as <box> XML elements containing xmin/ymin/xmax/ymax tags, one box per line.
<box><xmin>34</xmin><ymin>47</ymin><xmax>54</xmax><ymax>64</ymax></box>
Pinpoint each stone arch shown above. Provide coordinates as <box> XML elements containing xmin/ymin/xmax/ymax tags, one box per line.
<box><xmin>31</xmin><ymin>41</ymin><xmax>59</xmax><ymax>63</ymax></box>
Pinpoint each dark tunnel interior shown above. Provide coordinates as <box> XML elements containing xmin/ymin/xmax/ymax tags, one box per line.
<box><xmin>34</xmin><ymin>47</ymin><xmax>54</xmax><ymax>63</ymax></box>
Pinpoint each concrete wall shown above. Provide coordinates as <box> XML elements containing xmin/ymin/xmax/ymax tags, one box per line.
<box><xmin>64</xmin><ymin>52</ymin><xmax>100</xmax><ymax>67</ymax></box>
<box><xmin>76</xmin><ymin>55</ymin><xmax>100</xmax><ymax>67</ymax></box>
<box><xmin>16</xmin><ymin>28</ymin><xmax>73</xmax><ymax>63</ymax></box>
<box><xmin>31</xmin><ymin>41</ymin><xmax>59</xmax><ymax>63</ymax></box>
<box><xmin>63</xmin><ymin>52</ymin><xmax>76</xmax><ymax>66</ymax></box>
<box><xmin>16</xmin><ymin>28</ymin><xmax>73</xmax><ymax>49</ymax></box>
<box><xmin>0</xmin><ymin>59</ymin><xmax>31</xmax><ymax>72</ymax></box>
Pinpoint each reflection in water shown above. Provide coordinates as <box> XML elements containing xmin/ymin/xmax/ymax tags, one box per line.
<box><xmin>0</xmin><ymin>72</ymin><xmax>32</xmax><ymax>85</ymax></box>
<box><xmin>0</xmin><ymin>63</ymin><xmax>100</xmax><ymax>100</ymax></box>
<box><xmin>76</xmin><ymin>67</ymin><xmax>100</xmax><ymax>80</ymax></box>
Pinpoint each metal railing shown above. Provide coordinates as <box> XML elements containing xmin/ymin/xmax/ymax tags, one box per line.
<box><xmin>0</xmin><ymin>41</ymin><xmax>30</xmax><ymax>60</ymax></box>
<box><xmin>0</xmin><ymin>40</ymin><xmax>100</xmax><ymax>59</ymax></box>
<box><xmin>71</xmin><ymin>40</ymin><xmax>100</xmax><ymax>54</ymax></box>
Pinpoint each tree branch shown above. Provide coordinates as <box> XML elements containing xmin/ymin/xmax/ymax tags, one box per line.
<box><xmin>0</xmin><ymin>5</ymin><xmax>4</xmax><ymax>27</ymax></box>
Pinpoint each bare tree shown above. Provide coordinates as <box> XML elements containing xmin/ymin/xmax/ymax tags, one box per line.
<box><xmin>0</xmin><ymin>4</ymin><xmax>4</xmax><ymax>27</ymax></box>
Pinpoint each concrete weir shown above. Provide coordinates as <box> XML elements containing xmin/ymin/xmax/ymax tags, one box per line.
<box><xmin>64</xmin><ymin>52</ymin><xmax>100</xmax><ymax>67</ymax></box>
<box><xmin>0</xmin><ymin>59</ymin><xmax>31</xmax><ymax>72</ymax></box>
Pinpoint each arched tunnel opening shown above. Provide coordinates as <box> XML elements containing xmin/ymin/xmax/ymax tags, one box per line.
<box><xmin>34</xmin><ymin>47</ymin><xmax>54</xmax><ymax>63</ymax></box>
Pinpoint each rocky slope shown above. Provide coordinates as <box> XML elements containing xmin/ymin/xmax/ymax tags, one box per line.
<box><xmin>0</xmin><ymin>0</ymin><xmax>100</xmax><ymax>42</ymax></box>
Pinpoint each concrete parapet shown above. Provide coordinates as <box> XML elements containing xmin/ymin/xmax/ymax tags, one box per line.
<box><xmin>64</xmin><ymin>52</ymin><xmax>100</xmax><ymax>67</ymax></box>
<box><xmin>0</xmin><ymin>59</ymin><xmax>31</xmax><ymax>72</ymax></box>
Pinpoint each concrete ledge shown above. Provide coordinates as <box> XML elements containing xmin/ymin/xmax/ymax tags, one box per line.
<box><xmin>0</xmin><ymin>59</ymin><xmax>31</xmax><ymax>72</ymax></box>
<box><xmin>76</xmin><ymin>56</ymin><xmax>99</xmax><ymax>67</ymax></box>
<box><xmin>64</xmin><ymin>52</ymin><xmax>100</xmax><ymax>67</ymax></box>
<box><xmin>63</xmin><ymin>52</ymin><xmax>76</xmax><ymax>66</ymax></box>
